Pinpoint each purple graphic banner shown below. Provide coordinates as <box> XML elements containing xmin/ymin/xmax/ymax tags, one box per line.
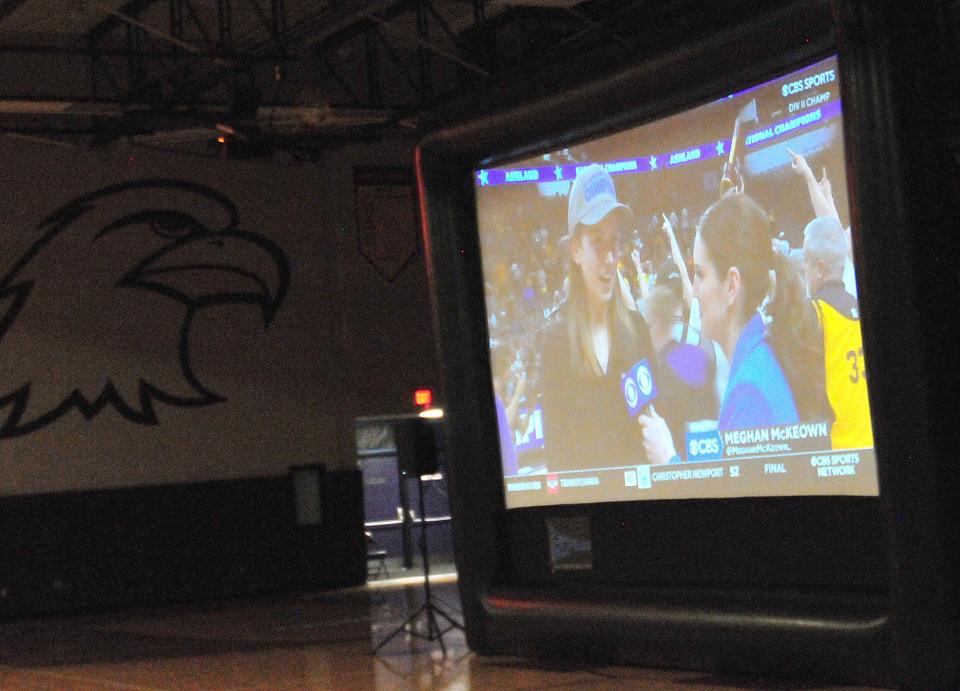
<box><xmin>475</xmin><ymin>100</ymin><xmax>841</xmax><ymax>188</ymax></box>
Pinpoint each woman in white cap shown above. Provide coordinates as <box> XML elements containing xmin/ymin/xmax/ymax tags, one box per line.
<box><xmin>538</xmin><ymin>164</ymin><xmax>660</xmax><ymax>472</ymax></box>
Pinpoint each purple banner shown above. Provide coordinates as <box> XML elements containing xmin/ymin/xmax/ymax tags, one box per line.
<box><xmin>475</xmin><ymin>100</ymin><xmax>841</xmax><ymax>188</ymax></box>
<box><xmin>475</xmin><ymin>140</ymin><xmax>731</xmax><ymax>188</ymax></box>
<box><xmin>743</xmin><ymin>100</ymin><xmax>842</xmax><ymax>148</ymax></box>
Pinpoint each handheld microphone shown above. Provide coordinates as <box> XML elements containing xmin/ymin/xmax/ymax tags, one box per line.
<box><xmin>621</xmin><ymin>359</ymin><xmax>658</xmax><ymax>417</ymax></box>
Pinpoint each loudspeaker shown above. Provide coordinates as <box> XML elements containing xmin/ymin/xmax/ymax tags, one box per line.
<box><xmin>394</xmin><ymin>416</ymin><xmax>439</xmax><ymax>476</ymax></box>
<box><xmin>290</xmin><ymin>464</ymin><xmax>325</xmax><ymax>526</ymax></box>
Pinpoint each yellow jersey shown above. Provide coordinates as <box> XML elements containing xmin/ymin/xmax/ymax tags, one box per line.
<box><xmin>814</xmin><ymin>282</ymin><xmax>874</xmax><ymax>450</ymax></box>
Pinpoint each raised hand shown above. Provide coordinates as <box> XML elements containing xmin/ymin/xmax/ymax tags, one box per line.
<box><xmin>787</xmin><ymin>147</ymin><xmax>813</xmax><ymax>179</ymax></box>
<box><xmin>819</xmin><ymin>167</ymin><xmax>834</xmax><ymax>202</ymax></box>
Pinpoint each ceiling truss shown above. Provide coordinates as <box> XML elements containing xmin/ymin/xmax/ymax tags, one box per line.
<box><xmin>0</xmin><ymin>0</ymin><xmax>955</xmax><ymax>158</ymax></box>
<box><xmin>0</xmin><ymin>0</ymin><xmax>598</xmax><ymax>152</ymax></box>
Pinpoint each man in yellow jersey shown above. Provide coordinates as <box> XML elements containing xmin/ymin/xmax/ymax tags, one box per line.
<box><xmin>802</xmin><ymin>217</ymin><xmax>874</xmax><ymax>449</ymax></box>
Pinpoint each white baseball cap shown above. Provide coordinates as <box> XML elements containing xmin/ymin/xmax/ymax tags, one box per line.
<box><xmin>566</xmin><ymin>163</ymin><xmax>632</xmax><ymax>239</ymax></box>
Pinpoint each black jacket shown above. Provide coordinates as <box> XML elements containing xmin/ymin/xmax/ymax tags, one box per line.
<box><xmin>538</xmin><ymin>309</ymin><xmax>658</xmax><ymax>472</ymax></box>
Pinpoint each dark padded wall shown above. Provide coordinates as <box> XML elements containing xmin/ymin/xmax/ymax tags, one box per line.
<box><xmin>0</xmin><ymin>470</ymin><xmax>364</xmax><ymax>618</ymax></box>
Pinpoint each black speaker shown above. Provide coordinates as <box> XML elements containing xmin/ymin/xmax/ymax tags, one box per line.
<box><xmin>394</xmin><ymin>416</ymin><xmax>439</xmax><ymax>475</ymax></box>
<box><xmin>290</xmin><ymin>464</ymin><xmax>325</xmax><ymax>526</ymax></box>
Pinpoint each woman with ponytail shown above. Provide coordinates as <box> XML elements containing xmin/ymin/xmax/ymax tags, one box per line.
<box><xmin>639</xmin><ymin>192</ymin><xmax>832</xmax><ymax>463</ymax></box>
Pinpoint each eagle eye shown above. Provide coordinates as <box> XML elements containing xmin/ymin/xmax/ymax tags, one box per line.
<box><xmin>95</xmin><ymin>210</ymin><xmax>206</xmax><ymax>242</ymax></box>
<box><xmin>149</xmin><ymin>212</ymin><xmax>201</xmax><ymax>239</ymax></box>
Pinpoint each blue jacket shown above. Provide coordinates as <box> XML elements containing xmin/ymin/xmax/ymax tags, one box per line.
<box><xmin>719</xmin><ymin>313</ymin><xmax>799</xmax><ymax>430</ymax></box>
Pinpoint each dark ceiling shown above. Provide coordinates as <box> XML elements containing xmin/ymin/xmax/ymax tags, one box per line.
<box><xmin>0</xmin><ymin>0</ymin><xmax>957</xmax><ymax>160</ymax></box>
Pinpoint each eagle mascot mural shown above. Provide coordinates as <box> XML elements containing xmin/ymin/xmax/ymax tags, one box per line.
<box><xmin>0</xmin><ymin>179</ymin><xmax>290</xmax><ymax>439</ymax></box>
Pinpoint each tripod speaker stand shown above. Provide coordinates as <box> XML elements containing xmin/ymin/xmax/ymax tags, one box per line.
<box><xmin>373</xmin><ymin>416</ymin><xmax>463</xmax><ymax>655</ymax></box>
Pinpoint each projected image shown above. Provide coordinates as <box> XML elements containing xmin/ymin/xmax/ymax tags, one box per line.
<box><xmin>475</xmin><ymin>56</ymin><xmax>879</xmax><ymax>507</ymax></box>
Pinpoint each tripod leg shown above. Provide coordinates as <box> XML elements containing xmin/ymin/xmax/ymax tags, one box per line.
<box><xmin>425</xmin><ymin>605</ymin><xmax>447</xmax><ymax>656</ymax></box>
<box><xmin>427</xmin><ymin>601</ymin><xmax>464</xmax><ymax>630</ymax></box>
<box><xmin>373</xmin><ymin>602</ymin><xmax>429</xmax><ymax>653</ymax></box>
<box><xmin>373</xmin><ymin>472</ymin><xmax>462</xmax><ymax>657</ymax></box>
<box><xmin>372</xmin><ymin>620</ymin><xmax>407</xmax><ymax>653</ymax></box>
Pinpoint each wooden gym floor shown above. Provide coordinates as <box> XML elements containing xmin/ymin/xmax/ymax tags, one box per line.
<box><xmin>0</xmin><ymin>567</ymin><xmax>884</xmax><ymax>690</ymax></box>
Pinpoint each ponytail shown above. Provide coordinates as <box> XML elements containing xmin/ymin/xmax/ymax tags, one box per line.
<box><xmin>767</xmin><ymin>251</ymin><xmax>835</xmax><ymax>424</ymax></box>
<box><xmin>699</xmin><ymin>192</ymin><xmax>834</xmax><ymax>424</ymax></box>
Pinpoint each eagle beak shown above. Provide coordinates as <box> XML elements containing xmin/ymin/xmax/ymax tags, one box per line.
<box><xmin>121</xmin><ymin>231</ymin><xmax>289</xmax><ymax>326</ymax></box>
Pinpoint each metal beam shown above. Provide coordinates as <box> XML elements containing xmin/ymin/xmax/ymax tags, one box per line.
<box><xmin>423</xmin><ymin>0</ymin><xmax>461</xmax><ymax>48</ymax></box>
<box><xmin>299</xmin><ymin>0</ymin><xmax>409</xmax><ymax>47</ymax></box>
<box><xmin>0</xmin><ymin>100</ymin><xmax>125</xmax><ymax>115</ymax></box>
<box><xmin>0</xmin><ymin>0</ymin><xmax>29</xmax><ymax>23</ymax></box>
<box><xmin>271</xmin><ymin>0</ymin><xmax>287</xmax><ymax>43</ymax></box>
<box><xmin>182</xmin><ymin>0</ymin><xmax>216</xmax><ymax>47</ymax></box>
<box><xmin>359</xmin><ymin>8</ymin><xmax>491</xmax><ymax>79</ymax></box>
<box><xmin>89</xmin><ymin>0</ymin><xmax>160</xmax><ymax>41</ymax></box>
<box><xmin>88</xmin><ymin>42</ymin><xmax>127</xmax><ymax>100</ymax></box>
<box><xmin>217</xmin><ymin>0</ymin><xmax>232</xmax><ymax>48</ymax></box>
<box><xmin>365</xmin><ymin>24</ymin><xmax>381</xmax><ymax>106</ymax></box>
<box><xmin>244</xmin><ymin>0</ymin><xmax>274</xmax><ymax>36</ymax></box>
<box><xmin>417</xmin><ymin>0</ymin><xmax>431</xmax><ymax>103</ymax></box>
<box><xmin>561</xmin><ymin>6</ymin><xmax>629</xmax><ymax>45</ymax></box>
<box><xmin>169</xmin><ymin>0</ymin><xmax>184</xmax><ymax>41</ymax></box>
<box><xmin>318</xmin><ymin>48</ymin><xmax>365</xmax><ymax>107</ymax></box>
<box><xmin>108</xmin><ymin>7</ymin><xmax>228</xmax><ymax>64</ymax></box>
<box><xmin>0</xmin><ymin>43</ymin><xmax>225</xmax><ymax>58</ymax></box>
<box><xmin>70</xmin><ymin>0</ymin><xmax>497</xmax><ymax>132</ymax></box>
<box><xmin>373</xmin><ymin>25</ymin><xmax>420</xmax><ymax>96</ymax></box>
<box><xmin>473</xmin><ymin>0</ymin><xmax>484</xmax><ymax>24</ymax></box>
<box><xmin>127</xmin><ymin>22</ymin><xmax>147</xmax><ymax>97</ymax></box>
<box><xmin>511</xmin><ymin>0</ymin><xmax>650</xmax><ymax>73</ymax></box>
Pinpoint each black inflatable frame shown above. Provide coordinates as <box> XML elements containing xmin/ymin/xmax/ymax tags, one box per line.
<box><xmin>417</xmin><ymin>1</ymin><xmax>960</xmax><ymax>686</ymax></box>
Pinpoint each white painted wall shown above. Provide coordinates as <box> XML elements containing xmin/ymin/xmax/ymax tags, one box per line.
<box><xmin>0</xmin><ymin>133</ymin><xmax>437</xmax><ymax>494</ymax></box>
